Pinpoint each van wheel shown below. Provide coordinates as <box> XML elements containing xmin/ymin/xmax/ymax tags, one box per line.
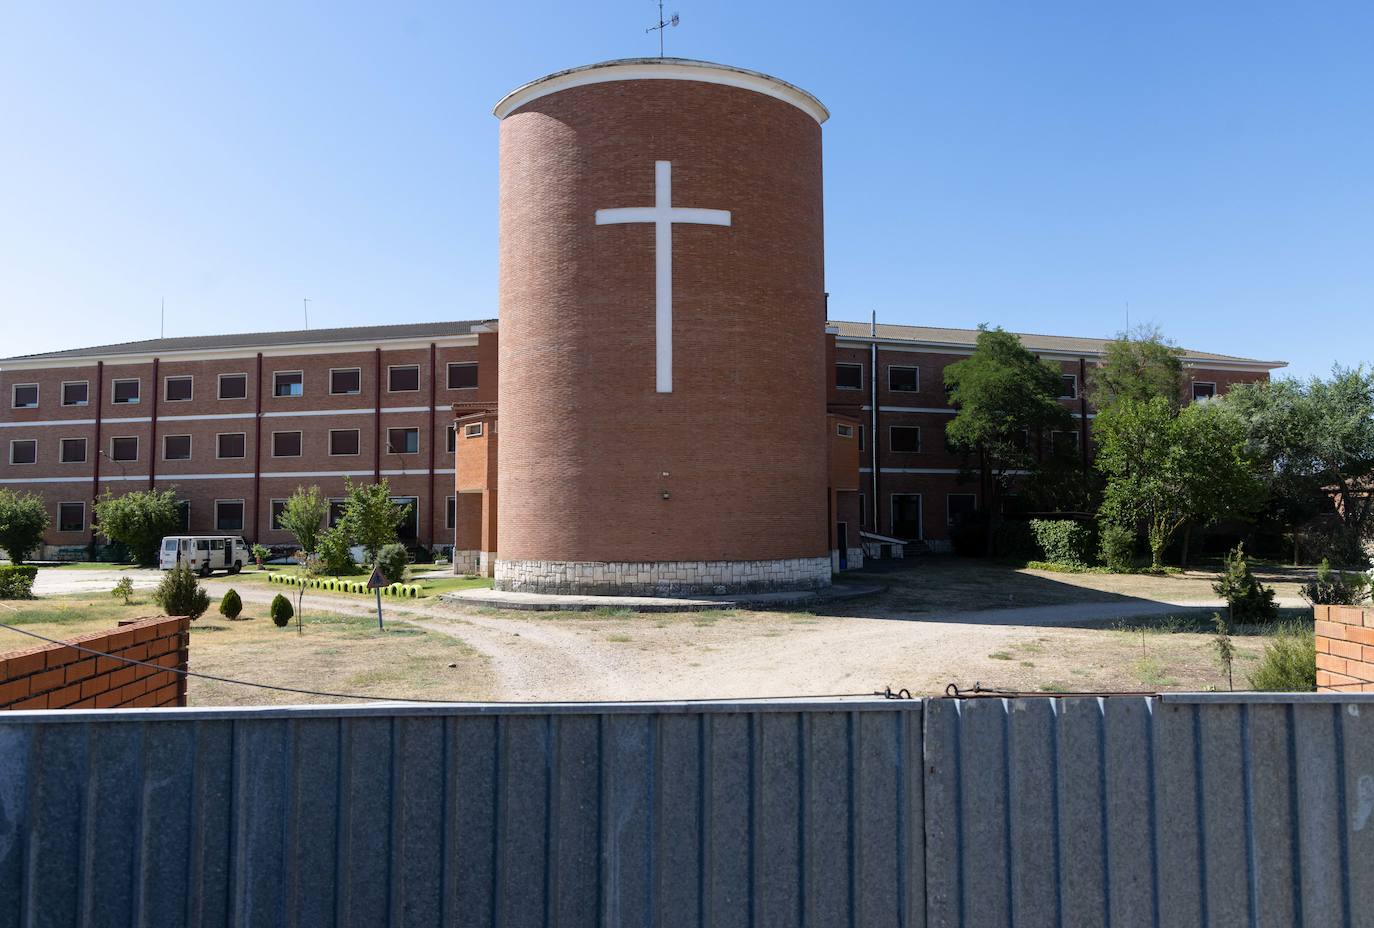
<box><xmin>199</xmin><ymin>564</ymin><xmax>212</xmax><ymax>578</ymax></box>
<box><xmin>230</xmin><ymin>562</ymin><xmax>241</xmax><ymax>575</ymax></box>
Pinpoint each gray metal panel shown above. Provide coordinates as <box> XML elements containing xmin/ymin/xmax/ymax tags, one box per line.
<box><xmin>0</xmin><ymin>701</ymin><xmax>925</xmax><ymax>928</ymax></box>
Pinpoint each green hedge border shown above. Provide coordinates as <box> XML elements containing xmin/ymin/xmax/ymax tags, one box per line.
<box><xmin>266</xmin><ymin>573</ymin><xmax>420</xmax><ymax>598</ymax></box>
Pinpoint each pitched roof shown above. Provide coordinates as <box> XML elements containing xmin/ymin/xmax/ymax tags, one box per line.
<box><xmin>827</xmin><ymin>321</ymin><xmax>1286</xmax><ymax>368</ymax></box>
<box><xmin>2</xmin><ymin>320</ymin><xmax>492</xmax><ymax>363</ymax></box>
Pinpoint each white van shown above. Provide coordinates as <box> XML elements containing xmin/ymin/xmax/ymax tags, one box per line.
<box><xmin>159</xmin><ymin>536</ymin><xmax>250</xmax><ymax>576</ymax></box>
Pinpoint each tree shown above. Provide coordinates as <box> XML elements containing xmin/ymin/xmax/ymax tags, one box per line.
<box><xmin>93</xmin><ymin>488</ymin><xmax>182</xmax><ymax>566</ymax></box>
<box><xmin>0</xmin><ymin>489</ymin><xmax>50</xmax><ymax>564</ymax></box>
<box><xmin>1226</xmin><ymin>368</ymin><xmax>1374</xmax><ymax>565</ymax></box>
<box><xmin>1095</xmin><ymin>397</ymin><xmax>1265</xmax><ymax>569</ymax></box>
<box><xmin>152</xmin><ymin>563</ymin><xmax>210</xmax><ymax>620</ymax></box>
<box><xmin>337</xmin><ymin>477</ymin><xmax>412</xmax><ymax>562</ymax></box>
<box><xmin>1087</xmin><ymin>325</ymin><xmax>1186</xmax><ymax>410</ymax></box>
<box><xmin>943</xmin><ymin>326</ymin><xmax>1072</xmax><ymax>550</ymax></box>
<box><xmin>278</xmin><ymin>485</ymin><xmax>328</xmax><ymax>555</ymax></box>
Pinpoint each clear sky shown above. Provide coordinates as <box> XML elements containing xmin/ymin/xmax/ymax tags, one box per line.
<box><xmin>1</xmin><ymin>2</ymin><xmax>1369</xmax><ymax>378</ymax></box>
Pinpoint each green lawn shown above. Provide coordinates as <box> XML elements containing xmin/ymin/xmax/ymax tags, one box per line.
<box><xmin>233</xmin><ymin>564</ymin><xmax>491</xmax><ymax>598</ymax></box>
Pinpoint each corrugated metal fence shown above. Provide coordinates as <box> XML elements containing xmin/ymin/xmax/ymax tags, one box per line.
<box><xmin>0</xmin><ymin>695</ymin><xmax>1370</xmax><ymax>927</ymax></box>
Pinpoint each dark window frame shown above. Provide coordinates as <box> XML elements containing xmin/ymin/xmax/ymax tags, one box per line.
<box><xmin>9</xmin><ymin>439</ymin><xmax>37</xmax><ymax>465</ymax></box>
<box><xmin>60</xmin><ymin>437</ymin><xmax>87</xmax><ymax>463</ymax></box>
<box><xmin>889</xmin><ymin>425</ymin><xmax>922</xmax><ymax>454</ymax></box>
<box><xmin>58</xmin><ymin>501</ymin><xmax>86</xmax><ymax>533</ymax></box>
<box><xmin>164</xmin><ymin>376</ymin><xmax>193</xmax><ymax>403</ymax></box>
<box><xmin>888</xmin><ymin>366</ymin><xmax>920</xmax><ymax>393</ymax></box>
<box><xmin>387</xmin><ymin>427</ymin><xmax>420</xmax><ymax>454</ymax></box>
<box><xmin>836</xmin><ymin>362</ymin><xmax>864</xmax><ymax>391</ymax></box>
<box><xmin>61</xmin><ymin>381</ymin><xmax>89</xmax><ymax>407</ymax></box>
<box><xmin>216</xmin><ymin>432</ymin><xmax>247</xmax><ymax>459</ymax></box>
<box><xmin>111</xmin><ymin>378</ymin><xmax>140</xmax><ymax>405</ymax></box>
<box><xmin>388</xmin><ymin>365</ymin><xmax>421</xmax><ymax>393</ymax></box>
<box><xmin>11</xmin><ymin>383</ymin><xmax>39</xmax><ymax>409</ymax></box>
<box><xmin>330</xmin><ymin>368</ymin><xmax>363</xmax><ymax>396</ymax></box>
<box><xmin>329</xmin><ymin>428</ymin><xmax>361</xmax><ymax>456</ymax></box>
<box><xmin>218</xmin><ymin>373</ymin><xmax>248</xmax><ymax>400</ymax></box>
<box><xmin>215</xmin><ymin>499</ymin><xmax>246</xmax><ymax>532</ymax></box>
<box><xmin>162</xmin><ymin>434</ymin><xmax>192</xmax><ymax>461</ymax></box>
<box><xmin>273</xmin><ymin>371</ymin><xmax>304</xmax><ymax>398</ymax></box>
<box><xmin>447</xmin><ymin>362</ymin><xmax>478</xmax><ymax>390</ymax></box>
<box><xmin>109</xmin><ymin>436</ymin><xmax>139</xmax><ymax>462</ymax></box>
<box><xmin>271</xmin><ymin>430</ymin><xmax>303</xmax><ymax>458</ymax></box>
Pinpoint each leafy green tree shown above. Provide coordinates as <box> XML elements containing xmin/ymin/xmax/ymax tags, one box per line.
<box><xmin>943</xmin><ymin>326</ymin><xmax>1073</xmax><ymax>551</ymax></box>
<box><xmin>1096</xmin><ymin>397</ymin><xmax>1265</xmax><ymax>569</ymax></box>
<box><xmin>93</xmin><ymin>488</ymin><xmax>182</xmax><ymax>566</ymax></box>
<box><xmin>278</xmin><ymin>485</ymin><xmax>328</xmax><ymax>555</ymax></box>
<box><xmin>0</xmin><ymin>488</ymin><xmax>50</xmax><ymax>564</ymax></box>
<box><xmin>1226</xmin><ymin>368</ymin><xmax>1374</xmax><ymax>565</ymax></box>
<box><xmin>337</xmin><ymin>477</ymin><xmax>412</xmax><ymax>562</ymax></box>
<box><xmin>1087</xmin><ymin>325</ymin><xmax>1185</xmax><ymax>410</ymax></box>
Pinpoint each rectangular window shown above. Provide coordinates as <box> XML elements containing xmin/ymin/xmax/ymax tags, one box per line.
<box><xmin>112</xmin><ymin>379</ymin><xmax>140</xmax><ymax>404</ymax></box>
<box><xmin>58</xmin><ymin>502</ymin><xmax>85</xmax><ymax>533</ymax></box>
<box><xmin>272</xmin><ymin>431</ymin><xmax>303</xmax><ymax>457</ymax></box>
<box><xmin>60</xmin><ymin>437</ymin><xmax>87</xmax><ymax>463</ymax></box>
<box><xmin>947</xmin><ymin>493</ymin><xmax>978</xmax><ymax>527</ymax></box>
<box><xmin>61</xmin><ymin>381</ymin><xmax>89</xmax><ymax>406</ymax></box>
<box><xmin>1052</xmin><ymin>430</ymin><xmax>1081</xmax><ymax>455</ymax></box>
<box><xmin>463</xmin><ymin>422</ymin><xmax>483</xmax><ymax>439</ymax></box>
<box><xmin>836</xmin><ymin>362</ymin><xmax>863</xmax><ymax>391</ymax></box>
<box><xmin>1193</xmin><ymin>381</ymin><xmax>1217</xmax><ymax>401</ymax></box>
<box><xmin>329</xmin><ymin>428</ymin><xmax>361</xmax><ymax>456</ymax></box>
<box><xmin>888</xmin><ymin>366</ymin><xmax>919</xmax><ymax>392</ymax></box>
<box><xmin>9</xmin><ymin>439</ymin><xmax>37</xmax><ymax>465</ymax></box>
<box><xmin>1060</xmin><ymin>374</ymin><xmax>1078</xmax><ymax>400</ymax></box>
<box><xmin>446</xmin><ymin>425</ymin><xmax>456</xmax><ymax>453</ymax></box>
<box><xmin>447</xmin><ymin>362</ymin><xmax>478</xmax><ymax>390</ymax></box>
<box><xmin>889</xmin><ymin>426</ymin><xmax>922</xmax><ymax>453</ymax></box>
<box><xmin>110</xmin><ymin>436</ymin><xmax>138</xmax><ymax>462</ymax></box>
<box><xmin>215</xmin><ymin>500</ymin><xmax>245</xmax><ymax>532</ymax></box>
<box><xmin>392</xmin><ymin>496</ymin><xmax>419</xmax><ymax>540</ymax></box>
<box><xmin>446</xmin><ymin>496</ymin><xmax>456</xmax><ymax>530</ymax></box>
<box><xmin>388</xmin><ymin>427</ymin><xmax>420</xmax><ymax>454</ymax></box>
<box><xmin>163</xmin><ymin>434</ymin><xmax>192</xmax><ymax>461</ymax></box>
<box><xmin>176</xmin><ymin>501</ymin><xmax>190</xmax><ymax>533</ymax></box>
<box><xmin>859</xmin><ymin>493</ymin><xmax>867</xmax><ymax>527</ymax></box>
<box><xmin>836</xmin><ymin>423</ymin><xmax>853</xmax><ymax>438</ymax></box>
<box><xmin>330</xmin><ymin>368</ymin><xmax>362</xmax><ymax>395</ymax></box>
<box><xmin>388</xmin><ymin>365</ymin><xmax>421</xmax><ymax>392</ymax></box>
<box><xmin>273</xmin><ymin>371</ymin><xmax>303</xmax><ymax>397</ymax></box>
<box><xmin>270</xmin><ymin>499</ymin><xmax>287</xmax><ymax>531</ymax></box>
<box><xmin>11</xmin><ymin>384</ymin><xmax>38</xmax><ymax>408</ymax></box>
<box><xmin>858</xmin><ymin>424</ymin><xmax>866</xmax><ymax>453</ymax></box>
<box><xmin>217</xmin><ymin>432</ymin><xmax>246</xmax><ymax>459</ymax></box>
<box><xmin>891</xmin><ymin>494</ymin><xmax>924</xmax><ymax>540</ymax></box>
<box><xmin>218</xmin><ymin>373</ymin><xmax>248</xmax><ymax>400</ymax></box>
<box><xmin>164</xmin><ymin>376</ymin><xmax>193</xmax><ymax>402</ymax></box>
<box><xmin>328</xmin><ymin>499</ymin><xmax>347</xmax><ymax>528</ymax></box>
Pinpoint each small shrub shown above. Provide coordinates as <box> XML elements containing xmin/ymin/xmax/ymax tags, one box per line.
<box><xmin>251</xmin><ymin>543</ymin><xmax>269</xmax><ymax>566</ymax></box>
<box><xmin>0</xmin><ymin>488</ymin><xmax>50</xmax><ymax>564</ymax></box>
<box><xmin>219</xmin><ymin>589</ymin><xmax>243</xmax><ymax>620</ymax></box>
<box><xmin>270</xmin><ymin>593</ymin><xmax>293</xmax><ymax>627</ymax></box>
<box><xmin>1030</xmin><ymin>519</ymin><xmax>1095</xmax><ymax>567</ymax></box>
<box><xmin>317</xmin><ymin>527</ymin><xmax>358</xmax><ymax>576</ymax></box>
<box><xmin>377</xmin><ymin>543</ymin><xmax>409</xmax><ymax>584</ymax></box>
<box><xmin>1301</xmin><ymin>558</ymin><xmax>1369</xmax><ymax>607</ymax></box>
<box><xmin>1212</xmin><ymin>544</ymin><xmax>1277</xmax><ymax>626</ymax></box>
<box><xmin>111</xmin><ymin>576</ymin><xmax>135</xmax><ymax>605</ymax></box>
<box><xmin>1248</xmin><ymin>626</ymin><xmax>1317</xmax><ymax>692</ymax></box>
<box><xmin>1099</xmin><ymin>523</ymin><xmax>1136</xmax><ymax>573</ymax></box>
<box><xmin>152</xmin><ymin>564</ymin><xmax>210</xmax><ymax>620</ymax></box>
<box><xmin>0</xmin><ymin>565</ymin><xmax>38</xmax><ymax>599</ymax></box>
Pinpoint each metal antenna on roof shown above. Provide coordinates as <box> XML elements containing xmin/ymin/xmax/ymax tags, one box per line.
<box><xmin>646</xmin><ymin>0</ymin><xmax>679</xmax><ymax>57</ymax></box>
<box><xmin>160</xmin><ymin>297</ymin><xmax>165</xmax><ymax>338</ymax></box>
<box><xmin>303</xmin><ymin>298</ymin><xmax>311</xmax><ymax>330</ymax></box>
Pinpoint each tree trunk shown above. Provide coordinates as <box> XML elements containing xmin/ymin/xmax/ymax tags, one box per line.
<box><xmin>1180</xmin><ymin>525</ymin><xmax>1191</xmax><ymax>569</ymax></box>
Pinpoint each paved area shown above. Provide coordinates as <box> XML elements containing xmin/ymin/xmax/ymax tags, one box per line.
<box><xmin>444</xmin><ymin>582</ymin><xmax>882</xmax><ymax>612</ymax></box>
<box><xmin>31</xmin><ymin>566</ymin><xmax>165</xmax><ymax>596</ymax></box>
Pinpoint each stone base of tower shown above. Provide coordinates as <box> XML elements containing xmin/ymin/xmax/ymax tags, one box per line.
<box><xmin>493</xmin><ymin>556</ymin><xmax>832</xmax><ymax>597</ymax></box>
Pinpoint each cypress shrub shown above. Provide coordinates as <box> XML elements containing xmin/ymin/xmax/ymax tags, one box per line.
<box><xmin>270</xmin><ymin>593</ymin><xmax>293</xmax><ymax>628</ymax></box>
<box><xmin>152</xmin><ymin>564</ymin><xmax>210</xmax><ymax>620</ymax></box>
<box><xmin>218</xmin><ymin>589</ymin><xmax>243</xmax><ymax>620</ymax></box>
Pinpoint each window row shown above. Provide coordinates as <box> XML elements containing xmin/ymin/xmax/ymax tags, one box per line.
<box><xmin>7</xmin><ymin>363</ymin><xmax>480</xmax><ymax>409</ymax></box>
<box><xmin>850</xmin><ymin>492</ymin><xmax>979</xmax><ymax>536</ymax></box>
<box><xmin>6</xmin><ymin>425</ymin><xmax>457</xmax><ymax>465</ymax></box>
<box><xmin>835</xmin><ymin>363</ymin><xmax>922</xmax><ymax>393</ymax></box>
<box><xmin>269</xmin><ymin>495</ymin><xmax>423</xmax><ymax>538</ymax></box>
<box><xmin>839</xmin><ymin>424</ymin><xmax>1085</xmax><ymax>456</ymax></box>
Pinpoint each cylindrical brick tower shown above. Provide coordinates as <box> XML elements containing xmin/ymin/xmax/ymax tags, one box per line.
<box><xmin>494</xmin><ymin>58</ymin><xmax>830</xmax><ymax>595</ymax></box>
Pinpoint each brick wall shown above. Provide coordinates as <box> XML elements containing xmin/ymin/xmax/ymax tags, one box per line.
<box><xmin>0</xmin><ymin>615</ymin><xmax>189</xmax><ymax>710</ymax></box>
<box><xmin>1314</xmin><ymin>604</ymin><xmax>1374</xmax><ymax>692</ymax></box>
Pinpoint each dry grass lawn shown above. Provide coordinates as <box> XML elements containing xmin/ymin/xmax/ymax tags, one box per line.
<box><xmin>0</xmin><ymin>594</ymin><xmax>493</xmax><ymax>706</ymax></box>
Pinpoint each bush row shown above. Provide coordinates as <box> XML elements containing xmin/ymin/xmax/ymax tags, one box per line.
<box><xmin>266</xmin><ymin>572</ymin><xmax>420</xmax><ymax>598</ymax></box>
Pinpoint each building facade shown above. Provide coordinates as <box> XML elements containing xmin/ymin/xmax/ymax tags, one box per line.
<box><xmin>0</xmin><ymin>321</ymin><xmax>495</xmax><ymax>558</ymax></box>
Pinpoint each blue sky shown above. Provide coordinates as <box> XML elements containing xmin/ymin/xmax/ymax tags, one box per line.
<box><xmin>1</xmin><ymin>2</ymin><xmax>1369</xmax><ymax>379</ymax></box>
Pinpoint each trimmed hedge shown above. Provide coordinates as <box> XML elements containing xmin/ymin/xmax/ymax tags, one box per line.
<box><xmin>266</xmin><ymin>572</ymin><xmax>420</xmax><ymax>598</ymax></box>
<box><xmin>1029</xmin><ymin>519</ymin><xmax>1095</xmax><ymax>567</ymax></box>
<box><xmin>0</xmin><ymin>564</ymin><xmax>38</xmax><ymax>599</ymax></box>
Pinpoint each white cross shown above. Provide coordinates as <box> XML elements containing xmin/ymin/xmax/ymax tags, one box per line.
<box><xmin>596</xmin><ymin>160</ymin><xmax>731</xmax><ymax>393</ymax></box>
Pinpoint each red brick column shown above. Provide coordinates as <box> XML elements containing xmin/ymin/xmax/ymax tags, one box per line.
<box><xmin>1315</xmin><ymin>605</ymin><xmax>1374</xmax><ymax>692</ymax></box>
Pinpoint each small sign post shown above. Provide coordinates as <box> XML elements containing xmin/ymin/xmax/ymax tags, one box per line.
<box><xmin>366</xmin><ymin>562</ymin><xmax>386</xmax><ymax>630</ymax></box>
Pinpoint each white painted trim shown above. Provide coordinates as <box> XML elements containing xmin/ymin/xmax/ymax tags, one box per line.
<box><xmin>1191</xmin><ymin>380</ymin><xmax>1218</xmax><ymax>401</ymax></box>
<box><xmin>860</xmin><ymin>466</ymin><xmax>1032</xmax><ymax>476</ymax></box>
<box><xmin>59</xmin><ymin>436</ymin><xmax>88</xmax><ymax>464</ymax></box>
<box><xmin>464</xmin><ymin>422</ymin><xmax>484</xmax><ymax>438</ymax></box>
<box><xmin>381</xmin><ymin>405</ymin><xmax>434</xmax><ymax>414</ymax></box>
<box><xmin>328</xmin><ymin>428</ymin><xmax>362</xmax><ymax>456</ymax></box>
<box><xmin>861</xmin><ymin>405</ymin><xmax>956</xmax><ymax>415</ymax></box>
<box><xmin>111</xmin><ymin>377</ymin><xmax>141</xmax><ymax>405</ymax></box>
<box><xmin>1058</xmin><ymin>372</ymin><xmax>1078</xmax><ymax>400</ymax></box>
<box><xmin>494</xmin><ymin>58</ymin><xmax>829</xmax><ymax>124</ymax></box>
<box><xmin>595</xmin><ymin>160</ymin><xmax>731</xmax><ymax>394</ymax></box>
<box><xmin>0</xmin><ymin>467</ymin><xmax>459</xmax><ymax>485</ymax></box>
<box><xmin>329</xmin><ymin>366</ymin><xmax>363</xmax><ymax>396</ymax></box>
<box><xmin>0</xmin><ymin>418</ymin><xmax>97</xmax><ymax>429</ymax></box>
<box><xmin>101</xmin><ymin>415</ymin><xmax>151</xmax><ymax>424</ymax></box>
<box><xmin>217</xmin><ymin>371</ymin><xmax>249</xmax><ymax>400</ymax></box>
<box><xmin>834</xmin><ymin>336</ymin><xmax>1286</xmax><ymax>371</ymax></box>
<box><xmin>8</xmin><ymin>438</ymin><xmax>37</xmax><ymax>465</ymax></box>
<box><xmin>268</xmin><ymin>498</ymin><xmax>288</xmax><ymax>532</ymax></box>
<box><xmin>10</xmin><ymin>382</ymin><xmax>39</xmax><ymax>410</ymax></box>
<box><xmin>445</xmin><ymin>495</ymin><xmax>457</xmax><ymax>530</ymax></box>
<box><xmin>161</xmin><ymin>433</ymin><xmax>193</xmax><ymax>462</ymax></box>
<box><xmin>215</xmin><ymin>432</ymin><xmax>248</xmax><ymax>460</ymax></box>
<box><xmin>60</xmin><ymin>380</ymin><xmax>89</xmax><ymax>407</ymax></box>
<box><xmin>0</xmin><ymin>334</ymin><xmax>480</xmax><ymax>370</ymax></box>
<box><xmin>159</xmin><ymin>412</ymin><xmax>256</xmax><ymax>423</ymax></box>
<box><xmin>270</xmin><ymin>429</ymin><xmax>303</xmax><ymax>458</ymax></box>
<box><xmin>56</xmin><ymin>500</ymin><xmax>87</xmax><ymax>533</ymax></box>
<box><xmin>262</xmin><ymin>407</ymin><xmax>369</xmax><ymax>419</ymax></box>
<box><xmin>163</xmin><ymin>374</ymin><xmax>194</xmax><ymax>403</ymax></box>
